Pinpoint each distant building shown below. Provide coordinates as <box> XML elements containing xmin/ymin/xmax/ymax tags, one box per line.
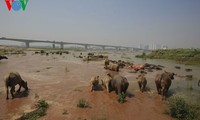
<box><xmin>138</xmin><ymin>44</ymin><xmax>149</xmax><ymax>50</ymax></box>
<box><xmin>144</xmin><ymin>45</ymin><xmax>149</xmax><ymax>50</ymax></box>
<box><xmin>162</xmin><ymin>45</ymin><xmax>168</xmax><ymax>49</ymax></box>
<box><xmin>149</xmin><ymin>44</ymin><xmax>155</xmax><ymax>50</ymax></box>
<box><xmin>156</xmin><ymin>44</ymin><xmax>162</xmax><ymax>49</ymax></box>
<box><xmin>139</xmin><ymin>43</ymin><xmax>168</xmax><ymax>50</ymax></box>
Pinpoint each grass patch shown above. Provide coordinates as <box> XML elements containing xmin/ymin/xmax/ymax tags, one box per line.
<box><xmin>36</xmin><ymin>99</ymin><xmax>48</xmax><ymax>109</ymax></box>
<box><xmin>2</xmin><ymin>49</ymin><xmax>26</xmax><ymax>55</ymax></box>
<box><xmin>97</xmin><ymin>51</ymin><xmax>110</xmax><ymax>54</ymax></box>
<box><xmin>118</xmin><ymin>92</ymin><xmax>126</xmax><ymax>103</ymax></box>
<box><xmin>167</xmin><ymin>94</ymin><xmax>200</xmax><ymax>120</ymax></box>
<box><xmin>77</xmin><ymin>98</ymin><xmax>89</xmax><ymax>108</ymax></box>
<box><xmin>17</xmin><ymin>99</ymin><xmax>49</xmax><ymax>120</ymax></box>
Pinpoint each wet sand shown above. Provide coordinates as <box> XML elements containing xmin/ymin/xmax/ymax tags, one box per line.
<box><xmin>0</xmin><ymin>50</ymin><xmax>172</xmax><ymax>120</ymax></box>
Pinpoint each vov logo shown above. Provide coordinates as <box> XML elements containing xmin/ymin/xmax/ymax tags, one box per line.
<box><xmin>5</xmin><ymin>0</ymin><xmax>29</xmax><ymax>11</ymax></box>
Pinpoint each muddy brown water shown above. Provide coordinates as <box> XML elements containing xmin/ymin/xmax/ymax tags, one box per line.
<box><xmin>0</xmin><ymin>50</ymin><xmax>199</xmax><ymax>120</ymax></box>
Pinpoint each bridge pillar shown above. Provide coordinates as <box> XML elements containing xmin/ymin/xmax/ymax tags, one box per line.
<box><xmin>60</xmin><ymin>42</ymin><xmax>64</xmax><ymax>49</ymax></box>
<box><xmin>25</xmin><ymin>42</ymin><xmax>29</xmax><ymax>48</ymax></box>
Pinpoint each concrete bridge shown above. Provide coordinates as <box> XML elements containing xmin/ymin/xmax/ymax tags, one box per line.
<box><xmin>0</xmin><ymin>37</ymin><xmax>141</xmax><ymax>50</ymax></box>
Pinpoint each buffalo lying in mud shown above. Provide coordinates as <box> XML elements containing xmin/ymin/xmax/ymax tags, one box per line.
<box><xmin>174</xmin><ymin>66</ymin><xmax>181</xmax><ymax>69</ymax></box>
<box><xmin>104</xmin><ymin>59</ymin><xmax>133</xmax><ymax>69</ymax></box>
<box><xmin>127</xmin><ymin>63</ymin><xmax>163</xmax><ymax>72</ymax></box>
<box><xmin>185</xmin><ymin>68</ymin><xmax>192</xmax><ymax>72</ymax></box>
<box><xmin>0</xmin><ymin>55</ymin><xmax>8</xmax><ymax>60</ymax></box>
<box><xmin>86</xmin><ymin>53</ymin><xmax>108</xmax><ymax>61</ymax></box>
<box><xmin>155</xmin><ymin>71</ymin><xmax>175</xmax><ymax>100</ymax></box>
<box><xmin>104</xmin><ymin>59</ymin><xmax>130</xmax><ymax>71</ymax></box>
<box><xmin>88</xmin><ymin>52</ymin><xmax>94</xmax><ymax>56</ymax></box>
<box><xmin>5</xmin><ymin>72</ymin><xmax>28</xmax><ymax>99</ymax></box>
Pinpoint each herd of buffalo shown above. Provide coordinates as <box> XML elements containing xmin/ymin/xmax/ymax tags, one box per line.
<box><xmin>90</xmin><ymin>58</ymin><xmax>177</xmax><ymax>100</ymax></box>
<box><xmin>0</xmin><ymin>53</ymin><xmax>199</xmax><ymax>100</ymax></box>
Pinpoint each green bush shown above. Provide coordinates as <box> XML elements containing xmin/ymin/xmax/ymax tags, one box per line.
<box><xmin>167</xmin><ymin>94</ymin><xmax>200</xmax><ymax>120</ymax></box>
<box><xmin>17</xmin><ymin>99</ymin><xmax>49</xmax><ymax>120</ymax></box>
<box><xmin>118</xmin><ymin>92</ymin><xmax>126</xmax><ymax>103</ymax></box>
<box><xmin>36</xmin><ymin>99</ymin><xmax>49</xmax><ymax>109</ymax></box>
<box><xmin>135</xmin><ymin>49</ymin><xmax>200</xmax><ymax>66</ymax></box>
<box><xmin>77</xmin><ymin>98</ymin><xmax>89</xmax><ymax>108</ymax></box>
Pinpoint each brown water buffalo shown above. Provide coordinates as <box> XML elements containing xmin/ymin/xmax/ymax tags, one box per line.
<box><xmin>101</xmin><ymin>73</ymin><xmax>113</xmax><ymax>92</ymax></box>
<box><xmin>5</xmin><ymin>72</ymin><xmax>28</xmax><ymax>99</ymax></box>
<box><xmin>155</xmin><ymin>71</ymin><xmax>175</xmax><ymax>100</ymax></box>
<box><xmin>107</xmin><ymin>63</ymin><xmax>120</xmax><ymax>72</ymax></box>
<box><xmin>136</xmin><ymin>74</ymin><xmax>147</xmax><ymax>92</ymax></box>
<box><xmin>109</xmin><ymin>75</ymin><xmax>129</xmax><ymax>94</ymax></box>
<box><xmin>88</xmin><ymin>52</ymin><xmax>94</xmax><ymax>56</ymax></box>
<box><xmin>104</xmin><ymin>58</ymin><xmax>110</xmax><ymax>69</ymax></box>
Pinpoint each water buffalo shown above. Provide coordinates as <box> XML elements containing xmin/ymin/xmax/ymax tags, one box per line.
<box><xmin>107</xmin><ymin>63</ymin><xmax>120</xmax><ymax>72</ymax></box>
<box><xmin>109</xmin><ymin>75</ymin><xmax>129</xmax><ymax>94</ymax></box>
<box><xmin>155</xmin><ymin>71</ymin><xmax>175</xmax><ymax>100</ymax></box>
<box><xmin>104</xmin><ymin>58</ymin><xmax>110</xmax><ymax>69</ymax></box>
<box><xmin>88</xmin><ymin>52</ymin><xmax>94</xmax><ymax>56</ymax></box>
<box><xmin>0</xmin><ymin>55</ymin><xmax>8</xmax><ymax>60</ymax></box>
<box><xmin>101</xmin><ymin>73</ymin><xmax>113</xmax><ymax>92</ymax></box>
<box><xmin>90</xmin><ymin>76</ymin><xmax>100</xmax><ymax>92</ymax></box>
<box><xmin>136</xmin><ymin>74</ymin><xmax>147</xmax><ymax>92</ymax></box>
<box><xmin>5</xmin><ymin>72</ymin><xmax>28</xmax><ymax>100</ymax></box>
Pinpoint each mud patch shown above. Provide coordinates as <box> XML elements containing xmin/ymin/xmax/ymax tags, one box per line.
<box><xmin>1</xmin><ymin>50</ymin><xmax>191</xmax><ymax>120</ymax></box>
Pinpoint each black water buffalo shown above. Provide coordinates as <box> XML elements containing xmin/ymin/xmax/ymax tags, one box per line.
<box><xmin>0</xmin><ymin>55</ymin><xmax>8</xmax><ymax>60</ymax></box>
<box><xmin>137</xmin><ymin>74</ymin><xmax>147</xmax><ymax>92</ymax></box>
<box><xmin>155</xmin><ymin>71</ymin><xmax>175</xmax><ymax>100</ymax></box>
<box><xmin>5</xmin><ymin>72</ymin><xmax>28</xmax><ymax>99</ymax></box>
<box><xmin>109</xmin><ymin>75</ymin><xmax>129</xmax><ymax>94</ymax></box>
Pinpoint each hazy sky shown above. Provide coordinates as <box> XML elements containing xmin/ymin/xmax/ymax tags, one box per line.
<box><xmin>0</xmin><ymin>0</ymin><xmax>200</xmax><ymax>48</ymax></box>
